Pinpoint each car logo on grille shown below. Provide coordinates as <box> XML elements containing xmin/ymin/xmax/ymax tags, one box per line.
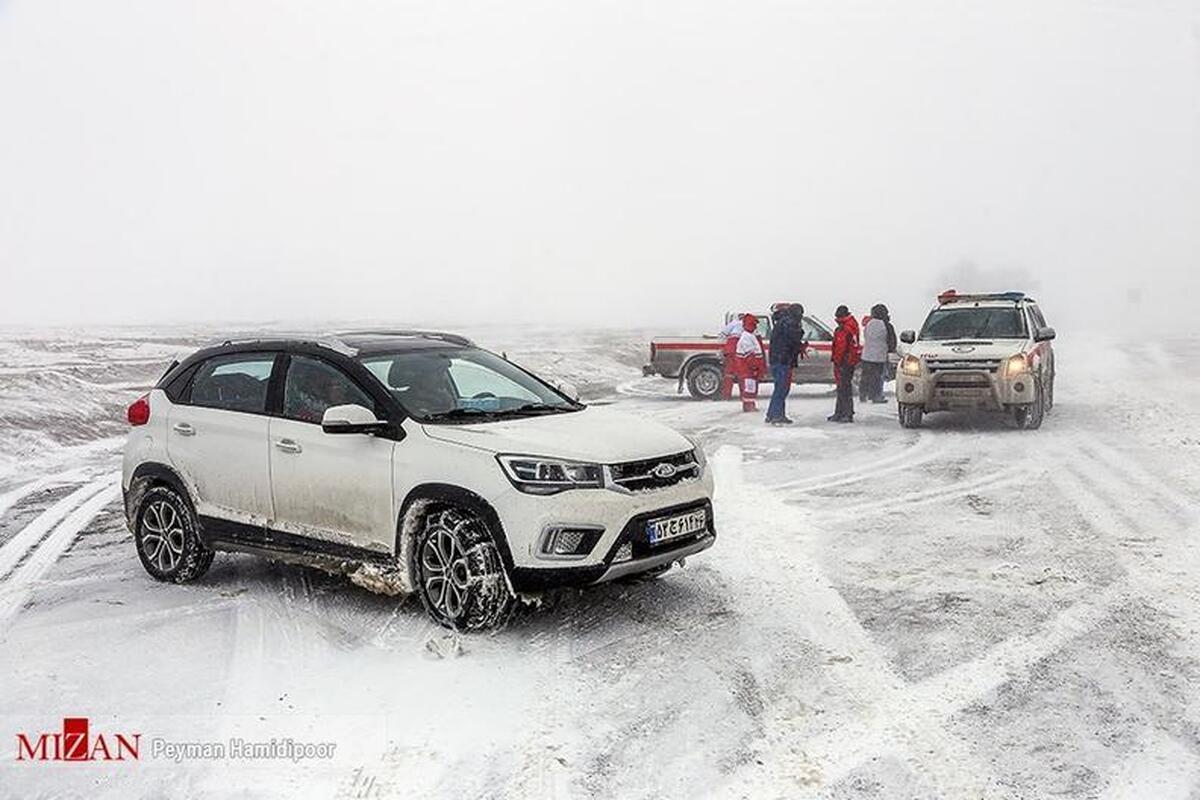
<box><xmin>952</xmin><ymin>345</ymin><xmax>976</xmax><ymax>353</ymax></box>
<box><xmin>652</xmin><ymin>463</ymin><xmax>678</xmax><ymax>479</ymax></box>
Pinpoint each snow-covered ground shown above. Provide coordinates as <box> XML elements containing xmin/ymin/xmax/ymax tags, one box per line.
<box><xmin>1</xmin><ymin>326</ymin><xmax>1198</xmax><ymax>799</ymax></box>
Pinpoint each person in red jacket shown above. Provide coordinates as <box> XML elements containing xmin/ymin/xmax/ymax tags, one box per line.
<box><xmin>829</xmin><ymin>305</ymin><xmax>861</xmax><ymax>423</ymax></box>
<box><xmin>732</xmin><ymin>313</ymin><xmax>766</xmax><ymax>412</ymax></box>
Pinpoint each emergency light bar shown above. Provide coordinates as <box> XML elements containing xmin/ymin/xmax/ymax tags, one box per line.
<box><xmin>937</xmin><ymin>289</ymin><xmax>1027</xmax><ymax>305</ymax></box>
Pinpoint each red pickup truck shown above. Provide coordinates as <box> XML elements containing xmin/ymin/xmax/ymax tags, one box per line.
<box><xmin>643</xmin><ymin>311</ymin><xmax>898</xmax><ymax>399</ymax></box>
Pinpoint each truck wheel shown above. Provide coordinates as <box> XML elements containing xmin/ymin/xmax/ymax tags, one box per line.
<box><xmin>686</xmin><ymin>361</ymin><xmax>724</xmax><ymax>400</ymax></box>
<box><xmin>413</xmin><ymin>506</ymin><xmax>514</xmax><ymax>632</ymax></box>
<box><xmin>1014</xmin><ymin>378</ymin><xmax>1046</xmax><ymax>430</ymax></box>
<box><xmin>898</xmin><ymin>403</ymin><xmax>923</xmax><ymax>429</ymax></box>
<box><xmin>133</xmin><ymin>485</ymin><xmax>214</xmax><ymax>584</ymax></box>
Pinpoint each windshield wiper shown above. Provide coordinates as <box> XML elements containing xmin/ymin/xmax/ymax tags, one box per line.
<box><xmin>424</xmin><ymin>407</ymin><xmax>497</xmax><ymax>422</ymax></box>
<box><xmin>499</xmin><ymin>403</ymin><xmax>576</xmax><ymax>416</ymax></box>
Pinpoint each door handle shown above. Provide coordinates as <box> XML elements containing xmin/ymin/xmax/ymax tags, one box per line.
<box><xmin>275</xmin><ymin>439</ymin><xmax>302</xmax><ymax>454</ymax></box>
<box><xmin>173</xmin><ymin>422</ymin><xmax>195</xmax><ymax>436</ymax></box>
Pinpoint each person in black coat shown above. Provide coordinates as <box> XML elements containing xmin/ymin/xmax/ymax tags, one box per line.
<box><xmin>765</xmin><ymin>304</ymin><xmax>806</xmax><ymax>425</ymax></box>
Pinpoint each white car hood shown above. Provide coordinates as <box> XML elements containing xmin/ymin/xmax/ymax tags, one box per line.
<box><xmin>908</xmin><ymin>340</ymin><xmax>1026</xmax><ymax>359</ymax></box>
<box><xmin>420</xmin><ymin>406</ymin><xmax>693</xmax><ymax>463</ymax></box>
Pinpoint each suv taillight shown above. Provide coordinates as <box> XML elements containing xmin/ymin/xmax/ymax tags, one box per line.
<box><xmin>127</xmin><ymin>394</ymin><xmax>151</xmax><ymax>426</ymax></box>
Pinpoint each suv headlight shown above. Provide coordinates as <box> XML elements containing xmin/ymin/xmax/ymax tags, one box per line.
<box><xmin>900</xmin><ymin>355</ymin><xmax>923</xmax><ymax>377</ymax></box>
<box><xmin>1003</xmin><ymin>354</ymin><xmax>1030</xmax><ymax>378</ymax></box>
<box><xmin>497</xmin><ymin>455</ymin><xmax>604</xmax><ymax>495</ymax></box>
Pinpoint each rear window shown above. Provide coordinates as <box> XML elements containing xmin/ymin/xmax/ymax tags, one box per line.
<box><xmin>187</xmin><ymin>354</ymin><xmax>276</xmax><ymax>414</ymax></box>
<box><xmin>919</xmin><ymin>307</ymin><xmax>1027</xmax><ymax>340</ymax></box>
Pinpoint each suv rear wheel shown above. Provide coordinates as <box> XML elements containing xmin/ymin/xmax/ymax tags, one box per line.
<box><xmin>134</xmin><ymin>485</ymin><xmax>214</xmax><ymax>583</ymax></box>
<box><xmin>686</xmin><ymin>360</ymin><xmax>724</xmax><ymax>400</ymax></box>
<box><xmin>414</xmin><ymin>507</ymin><xmax>514</xmax><ymax>631</ymax></box>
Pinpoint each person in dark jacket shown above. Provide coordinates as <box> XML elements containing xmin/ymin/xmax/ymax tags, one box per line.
<box><xmin>765</xmin><ymin>304</ymin><xmax>805</xmax><ymax>425</ymax></box>
<box><xmin>829</xmin><ymin>305</ymin><xmax>861</xmax><ymax>423</ymax></box>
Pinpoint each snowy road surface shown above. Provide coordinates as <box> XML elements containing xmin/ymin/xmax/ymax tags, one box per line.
<box><xmin>1</xmin><ymin>327</ymin><xmax>1198</xmax><ymax>799</ymax></box>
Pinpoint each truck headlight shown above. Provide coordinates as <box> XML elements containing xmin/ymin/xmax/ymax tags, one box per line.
<box><xmin>1003</xmin><ymin>354</ymin><xmax>1030</xmax><ymax>378</ymax></box>
<box><xmin>900</xmin><ymin>355</ymin><xmax>922</xmax><ymax>377</ymax></box>
<box><xmin>497</xmin><ymin>455</ymin><xmax>604</xmax><ymax>495</ymax></box>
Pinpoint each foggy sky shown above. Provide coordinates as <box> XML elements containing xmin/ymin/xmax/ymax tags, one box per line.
<box><xmin>1</xmin><ymin>0</ymin><xmax>1197</xmax><ymax>333</ymax></box>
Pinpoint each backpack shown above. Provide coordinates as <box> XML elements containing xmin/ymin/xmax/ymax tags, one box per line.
<box><xmin>885</xmin><ymin>321</ymin><xmax>898</xmax><ymax>354</ymax></box>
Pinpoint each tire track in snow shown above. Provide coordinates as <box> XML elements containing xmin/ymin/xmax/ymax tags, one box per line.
<box><xmin>813</xmin><ymin>466</ymin><xmax>1029</xmax><ymax>520</ymax></box>
<box><xmin>0</xmin><ymin>471</ymin><xmax>84</xmax><ymax>521</ymax></box>
<box><xmin>1053</xmin><ymin>445</ymin><xmax>1200</xmax><ymax>649</ymax></box>
<box><xmin>0</xmin><ymin>478</ymin><xmax>113</xmax><ymax>581</ymax></box>
<box><xmin>0</xmin><ymin>480</ymin><xmax>120</xmax><ymax>626</ymax></box>
<box><xmin>713</xmin><ymin>446</ymin><xmax>995</xmax><ymax>798</ymax></box>
<box><xmin>773</xmin><ymin>433</ymin><xmax>932</xmax><ymax>494</ymax></box>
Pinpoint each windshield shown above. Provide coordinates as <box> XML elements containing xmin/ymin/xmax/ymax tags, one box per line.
<box><xmin>919</xmin><ymin>306</ymin><xmax>1027</xmax><ymax>341</ymax></box>
<box><xmin>358</xmin><ymin>348</ymin><xmax>580</xmax><ymax>423</ymax></box>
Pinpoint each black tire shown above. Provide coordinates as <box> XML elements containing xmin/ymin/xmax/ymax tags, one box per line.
<box><xmin>133</xmin><ymin>485</ymin><xmax>213</xmax><ymax>583</ymax></box>
<box><xmin>685</xmin><ymin>360</ymin><xmax>724</xmax><ymax>400</ymax></box>
<box><xmin>898</xmin><ymin>403</ymin><xmax>924</xmax><ymax>429</ymax></box>
<box><xmin>413</xmin><ymin>506</ymin><xmax>514</xmax><ymax>632</ymax></box>
<box><xmin>1014</xmin><ymin>378</ymin><xmax>1046</xmax><ymax>430</ymax></box>
<box><xmin>1044</xmin><ymin>370</ymin><xmax>1055</xmax><ymax>413</ymax></box>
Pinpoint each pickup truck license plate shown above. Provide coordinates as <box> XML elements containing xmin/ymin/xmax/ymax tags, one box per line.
<box><xmin>646</xmin><ymin>508</ymin><xmax>707</xmax><ymax>545</ymax></box>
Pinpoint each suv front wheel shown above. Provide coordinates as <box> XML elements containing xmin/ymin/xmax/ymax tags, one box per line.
<box><xmin>898</xmin><ymin>403</ymin><xmax>924</xmax><ymax>429</ymax></box>
<box><xmin>134</xmin><ymin>485</ymin><xmax>214</xmax><ymax>583</ymax></box>
<box><xmin>414</xmin><ymin>507</ymin><xmax>514</xmax><ymax>631</ymax></box>
<box><xmin>1014</xmin><ymin>377</ymin><xmax>1046</xmax><ymax>430</ymax></box>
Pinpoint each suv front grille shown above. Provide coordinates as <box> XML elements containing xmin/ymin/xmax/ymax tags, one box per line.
<box><xmin>926</xmin><ymin>358</ymin><xmax>1002</xmax><ymax>374</ymax></box>
<box><xmin>609</xmin><ymin>450</ymin><xmax>700</xmax><ymax>492</ymax></box>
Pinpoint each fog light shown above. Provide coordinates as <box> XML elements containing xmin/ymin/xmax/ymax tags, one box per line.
<box><xmin>539</xmin><ymin>527</ymin><xmax>602</xmax><ymax>558</ymax></box>
<box><xmin>1014</xmin><ymin>382</ymin><xmax>1025</xmax><ymax>393</ymax></box>
<box><xmin>613</xmin><ymin>542</ymin><xmax>633</xmax><ymax>563</ymax></box>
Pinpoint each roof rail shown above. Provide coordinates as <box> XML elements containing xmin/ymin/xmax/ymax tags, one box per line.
<box><xmin>331</xmin><ymin>329</ymin><xmax>475</xmax><ymax>347</ymax></box>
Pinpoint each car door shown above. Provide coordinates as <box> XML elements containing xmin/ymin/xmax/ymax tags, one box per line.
<box><xmin>797</xmin><ymin>316</ymin><xmax>836</xmax><ymax>383</ymax></box>
<box><xmin>166</xmin><ymin>352</ymin><xmax>277</xmax><ymax>525</ymax></box>
<box><xmin>267</xmin><ymin>354</ymin><xmax>396</xmax><ymax>553</ymax></box>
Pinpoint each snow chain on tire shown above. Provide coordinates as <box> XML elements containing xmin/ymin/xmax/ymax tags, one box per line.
<box><xmin>414</xmin><ymin>507</ymin><xmax>514</xmax><ymax>632</ymax></box>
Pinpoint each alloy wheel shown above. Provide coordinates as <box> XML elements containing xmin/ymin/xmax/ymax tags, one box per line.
<box><xmin>420</xmin><ymin>524</ymin><xmax>471</xmax><ymax>620</ymax></box>
<box><xmin>141</xmin><ymin>500</ymin><xmax>185</xmax><ymax>573</ymax></box>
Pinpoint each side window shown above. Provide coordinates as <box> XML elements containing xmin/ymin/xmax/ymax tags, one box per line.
<box><xmin>756</xmin><ymin>318</ymin><xmax>771</xmax><ymax>338</ymax></box>
<box><xmin>188</xmin><ymin>355</ymin><xmax>276</xmax><ymax>414</ymax></box>
<box><xmin>802</xmin><ymin>317</ymin><xmax>834</xmax><ymax>342</ymax></box>
<box><xmin>283</xmin><ymin>355</ymin><xmax>374</xmax><ymax>424</ymax></box>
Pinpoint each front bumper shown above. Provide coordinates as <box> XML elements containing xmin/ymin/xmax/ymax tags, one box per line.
<box><xmin>896</xmin><ymin>371</ymin><xmax>1036</xmax><ymax>411</ymax></box>
<box><xmin>506</xmin><ymin>496</ymin><xmax>716</xmax><ymax>592</ymax></box>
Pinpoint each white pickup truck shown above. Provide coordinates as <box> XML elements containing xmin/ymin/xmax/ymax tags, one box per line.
<box><xmin>644</xmin><ymin>311</ymin><xmax>890</xmax><ymax>399</ymax></box>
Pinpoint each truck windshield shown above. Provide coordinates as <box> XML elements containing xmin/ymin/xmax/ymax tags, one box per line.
<box><xmin>920</xmin><ymin>307</ymin><xmax>1027</xmax><ymax>341</ymax></box>
<box><xmin>358</xmin><ymin>348</ymin><xmax>580</xmax><ymax>423</ymax></box>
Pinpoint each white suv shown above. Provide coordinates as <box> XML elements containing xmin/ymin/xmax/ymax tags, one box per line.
<box><xmin>122</xmin><ymin>332</ymin><xmax>715</xmax><ymax>630</ymax></box>
<box><xmin>895</xmin><ymin>291</ymin><xmax>1057</xmax><ymax>429</ymax></box>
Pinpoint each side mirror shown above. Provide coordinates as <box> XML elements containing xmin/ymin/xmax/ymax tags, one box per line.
<box><xmin>1034</xmin><ymin>326</ymin><xmax>1056</xmax><ymax>342</ymax></box>
<box><xmin>321</xmin><ymin>404</ymin><xmax>389</xmax><ymax>435</ymax></box>
<box><xmin>556</xmin><ymin>381</ymin><xmax>581</xmax><ymax>402</ymax></box>
<box><xmin>900</xmin><ymin>330</ymin><xmax>917</xmax><ymax>344</ymax></box>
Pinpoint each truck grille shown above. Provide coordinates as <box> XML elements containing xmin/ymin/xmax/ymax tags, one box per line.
<box><xmin>609</xmin><ymin>451</ymin><xmax>700</xmax><ymax>492</ymax></box>
<box><xmin>926</xmin><ymin>358</ymin><xmax>1001</xmax><ymax>374</ymax></box>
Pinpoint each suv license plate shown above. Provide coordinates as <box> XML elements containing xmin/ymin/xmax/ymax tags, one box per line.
<box><xmin>646</xmin><ymin>508</ymin><xmax>707</xmax><ymax>545</ymax></box>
